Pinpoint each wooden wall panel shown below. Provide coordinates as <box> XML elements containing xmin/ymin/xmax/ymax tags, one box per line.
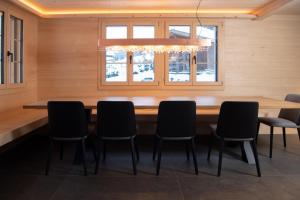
<box><xmin>37</xmin><ymin>15</ymin><xmax>300</xmax><ymax>133</ymax></box>
<box><xmin>37</xmin><ymin>15</ymin><xmax>300</xmax><ymax>98</ymax></box>
<box><xmin>0</xmin><ymin>1</ymin><xmax>39</xmax><ymax>112</ymax></box>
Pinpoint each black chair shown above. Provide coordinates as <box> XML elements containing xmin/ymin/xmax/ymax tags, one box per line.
<box><xmin>207</xmin><ymin>101</ymin><xmax>261</xmax><ymax>177</ymax></box>
<box><xmin>94</xmin><ymin>101</ymin><xmax>139</xmax><ymax>175</ymax></box>
<box><xmin>257</xmin><ymin>94</ymin><xmax>300</xmax><ymax>158</ymax></box>
<box><xmin>46</xmin><ymin>101</ymin><xmax>88</xmax><ymax>176</ymax></box>
<box><xmin>153</xmin><ymin>101</ymin><xmax>198</xmax><ymax>175</ymax></box>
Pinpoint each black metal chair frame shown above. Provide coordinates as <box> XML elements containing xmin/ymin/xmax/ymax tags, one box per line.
<box><xmin>207</xmin><ymin>101</ymin><xmax>261</xmax><ymax>177</ymax></box>
<box><xmin>94</xmin><ymin>136</ymin><xmax>139</xmax><ymax>175</ymax></box>
<box><xmin>153</xmin><ymin>136</ymin><xmax>198</xmax><ymax>175</ymax></box>
<box><xmin>257</xmin><ymin>94</ymin><xmax>300</xmax><ymax>158</ymax></box>
<box><xmin>46</xmin><ymin>136</ymin><xmax>88</xmax><ymax>176</ymax></box>
<box><xmin>94</xmin><ymin>101</ymin><xmax>139</xmax><ymax>175</ymax></box>
<box><xmin>153</xmin><ymin>101</ymin><xmax>198</xmax><ymax>176</ymax></box>
<box><xmin>46</xmin><ymin>101</ymin><xmax>89</xmax><ymax>176</ymax></box>
<box><xmin>207</xmin><ymin>135</ymin><xmax>261</xmax><ymax>177</ymax></box>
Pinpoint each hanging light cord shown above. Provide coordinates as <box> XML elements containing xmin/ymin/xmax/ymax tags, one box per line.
<box><xmin>196</xmin><ymin>0</ymin><xmax>203</xmax><ymax>27</ymax></box>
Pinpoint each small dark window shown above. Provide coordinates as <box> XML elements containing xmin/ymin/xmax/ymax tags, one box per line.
<box><xmin>9</xmin><ymin>16</ymin><xmax>23</xmax><ymax>84</ymax></box>
<box><xmin>0</xmin><ymin>11</ymin><xmax>4</xmax><ymax>84</ymax></box>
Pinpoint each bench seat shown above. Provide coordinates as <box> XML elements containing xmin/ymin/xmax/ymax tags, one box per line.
<box><xmin>0</xmin><ymin>109</ymin><xmax>48</xmax><ymax>147</ymax></box>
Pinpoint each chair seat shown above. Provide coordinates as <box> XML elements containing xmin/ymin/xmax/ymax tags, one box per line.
<box><xmin>259</xmin><ymin>117</ymin><xmax>299</xmax><ymax>128</ymax></box>
<box><xmin>209</xmin><ymin>124</ymin><xmax>254</xmax><ymax>141</ymax></box>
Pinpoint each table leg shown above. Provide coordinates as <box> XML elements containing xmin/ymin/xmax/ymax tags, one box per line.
<box><xmin>243</xmin><ymin>141</ymin><xmax>256</xmax><ymax>164</ymax></box>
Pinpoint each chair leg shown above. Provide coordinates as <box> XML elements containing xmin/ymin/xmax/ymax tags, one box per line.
<box><xmin>102</xmin><ymin>141</ymin><xmax>106</xmax><ymax>162</ymax></box>
<box><xmin>251</xmin><ymin>140</ymin><xmax>261</xmax><ymax>177</ymax></box>
<box><xmin>217</xmin><ymin>139</ymin><xmax>224</xmax><ymax>177</ymax></box>
<box><xmin>81</xmin><ymin>139</ymin><xmax>88</xmax><ymax>176</ymax></box>
<box><xmin>94</xmin><ymin>140</ymin><xmax>101</xmax><ymax>174</ymax></box>
<box><xmin>60</xmin><ymin>142</ymin><xmax>64</xmax><ymax>160</ymax></box>
<box><xmin>240</xmin><ymin>142</ymin><xmax>247</xmax><ymax>162</ymax></box>
<box><xmin>282</xmin><ymin>127</ymin><xmax>287</xmax><ymax>148</ymax></box>
<box><xmin>91</xmin><ymin>140</ymin><xmax>98</xmax><ymax>162</ymax></box>
<box><xmin>134</xmin><ymin>137</ymin><xmax>140</xmax><ymax>162</ymax></box>
<box><xmin>45</xmin><ymin>139</ymin><xmax>53</xmax><ymax>176</ymax></box>
<box><xmin>156</xmin><ymin>139</ymin><xmax>163</xmax><ymax>176</ymax></box>
<box><xmin>207</xmin><ymin>135</ymin><xmax>213</xmax><ymax>161</ymax></box>
<box><xmin>256</xmin><ymin>122</ymin><xmax>260</xmax><ymax>143</ymax></box>
<box><xmin>190</xmin><ymin>138</ymin><xmax>198</xmax><ymax>175</ymax></box>
<box><xmin>130</xmin><ymin>138</ymin><xmax>137</xmax><ymax>175</ymax></box>
<box><xmin>185</xmin><ymin>142</ymin><xmax>190</xmax><ymax>161</ymax></box>
<box><xmin>269</xmin><ymin>126</ymin><xmax>274</xmax><ymax>158</ymax></box>
<box><xmin>153</xmin><ymin>136</ymin><xmax>158</xmax><ymax>161</ymax></box>
<box><xmin>298</xmin><ymin>128</ymin><xmax>300</xmax><ymax>140</ymax></box>
<box><xmin>73</xmin><ymin>141</ymin><xmax>82</xmax><ymax>164</ymax></box>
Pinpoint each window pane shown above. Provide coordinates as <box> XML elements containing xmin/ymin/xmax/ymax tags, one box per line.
<box><xmin>133</xmin><ymin>26</ymin><xmax>155</xmax><ymax>39</ymax></box>
<box><xmin>169</xmin><ymin>52</ymin><xmax>190</xmax><ymax>82</ymax></box>
<box><xmin>132</xmin><ymin>26</ymin><xmax>155</xmax><ymax>82</ymax></box>
<box><xmin>9</xmin><ymin>16</ymin><xmax>23</xmax><ymax>84</ymax></box>
<box><xmin>133</xmin><ymin>51</ymin><xmax>154</xmax><ymax>82</ymax></box>
<box><xmin>105</xmin><ymin>64</ymin><xmax>127</xmax><ymax>82</ymax></box>
<box><xmin>196</xmin><ymin>26</ymin><xmax>217</xmax><ymax>82</ymax></box>
<box><xmin>106</xmin><ymin>26</ymin><xmax>127</xmax><ymax>39</ymax></box>
<box><xmin>105</xmin><ymin>26</ymin><xmax>127</xmax><ymax>83</ymax></box>
<box><xmin>169</xmin><ymin>26</ymin><xmax>190</xmax><ymax>39</ymax></box>
<box><xmin>106</xmin><ymin>50</ymin><xmax>127</xmax><ymax>63</ymax></box>
<box><xmin>0</xmin><ymin>12</ymin><xmax>3</xmax><ymax>84</ymax></box>
<box><xmin>168</xmin><ymin>25</ymin><xmax>191</xmax><ymax>82</ymax></box>
<box><xmin>105</xmin><ymin>50</ymin><xmax>127</xmax><ymax>82</ymax></box>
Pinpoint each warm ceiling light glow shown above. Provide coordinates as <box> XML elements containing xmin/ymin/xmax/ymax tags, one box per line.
<box><xmin>18</xmin><ymin>0</ymin><xmax>45</xmax><ymax>14</ymax></box>
<box><xmin>16</xmin><ymin>0</ymin><xmax>253</xmax><ymax>16</ymax></box>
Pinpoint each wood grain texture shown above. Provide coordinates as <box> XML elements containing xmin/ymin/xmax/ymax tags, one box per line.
<box><xmin>37</xmin><ymin>15</ymin><xmax>300</xmax><ymax>134</ymax></box>
<box><xmin>23</xmin><ymin>96</ymin><xmax>300</xmax><ymax>110</ymax></box>
<box><xmin>0</xmin><ymin>1</ymin><xmax>39</xmax><ymax>112</ymax></box>
<box><xmin>37</xmin><ymin>16</ymin><xmax>300</xmax><ymax>99</ymax></box>
<box><xmin>0</xmin><ymin>108</ymin><xmax>47</xmax><ymax>146</ymax></box>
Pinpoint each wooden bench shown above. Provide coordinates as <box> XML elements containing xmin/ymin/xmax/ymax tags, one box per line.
<box><xmin>0</xmin><ymin>108</ymin><xmax>48</xmax><ymax>147</ymax></box>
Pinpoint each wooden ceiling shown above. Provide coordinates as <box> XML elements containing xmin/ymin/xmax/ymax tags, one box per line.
<box><xmin>10</xmin><ymin>0</ymin><xmax>299</xmax><ymax>18</ymax></box>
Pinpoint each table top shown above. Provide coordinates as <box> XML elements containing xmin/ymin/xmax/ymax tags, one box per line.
<box><xmin>23</xmin><ymin>96</ymin><xmax>300</xmax><ymax>110</ymax></box>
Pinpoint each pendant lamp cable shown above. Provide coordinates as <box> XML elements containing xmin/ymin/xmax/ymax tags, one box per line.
<box><xmin>196</xmin><ymin>0</ymin><xmax>203</xmax><ymax>37</ymax></box>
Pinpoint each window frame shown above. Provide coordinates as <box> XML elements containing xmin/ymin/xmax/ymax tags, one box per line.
<box><xmin>8</xmin><ymin>15</ymin><xmax>24</xmax><ymax>85</ymax></box>
<box><xmin>192</xmin><ymin>20</ymin><xmax>222</xmax><ymax>86</ymax></box>
<box><xmin>165</xmin><ymin>21</ymin><xmax>193</xmax><ymax>86</ymax></box>
<box><xmin>0</xmin><ymin>11</ymin><xmax>4</xmax><ymax>86</ymax></box>
<box><xmin>100</xmin><ymin>21</ymin><xmax>130</xmax><ymax>86</ymax></box>
<box><xmin>100</xmin><ymin>20</ymin><xmax>160</xmax><ymax>86</ymax></box>
<box><xmin>129</xmin><ymin>21</ymin><xmax>159</xmax><ymax>86</ymax></box>
<box><xmin>98</xmin><ymin>18</ymin><xmax>224</xmax><ymax>90</ymax></box>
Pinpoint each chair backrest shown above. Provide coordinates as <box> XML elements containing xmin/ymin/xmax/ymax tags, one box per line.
<box><xmin>47</xmin><ymin>101</ymin><xmax>88</xmax><ymax>139</ymax></box>
<box><xmin>216</xmin><ymin>101</ymin><xmax>259</xmax><ymax>139</ymax></box>
<box><xmin>278</xmin><ymin>94</ymin><xmax>300</xmax><ymax>125</ymax></box>
<box><xmin>97</xmin><ymin>101</ymin><xmax>136</xmax><ymax>138</ymax></box>
<box><xmin>157</xmin><ymin>101</ymin><xmax>196</xmax><ymax>138</ymax></box>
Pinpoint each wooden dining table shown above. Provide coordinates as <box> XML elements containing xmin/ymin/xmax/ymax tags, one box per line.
<box><xmin>23</xmin><ymin>95</ymin><xmax>300</xmax><ymax>165</ymax></box>
<box><xmin>23</xmin><ymin>95</ymin><xmax>300</xmax><ymax>113</ymax></box>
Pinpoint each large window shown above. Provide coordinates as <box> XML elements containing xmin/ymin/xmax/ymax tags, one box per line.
<box><xmin>102</xmin><ymin>23</ymin><xmax>158</xmax><ymax>85</ymax></box>
<box><xmin>9</xmin><ymin>16</ymin><xmax>23</xmax><ymax>84</ymax></box>
<box><xmin>0</xmin><ymin>12</ymin><xmax>4</xmax><ymax>85</ymax></box>
<box><xmin>100</xmin><ymin>20</ymin><xmax>222</xmax><ymax>88</ymax></box>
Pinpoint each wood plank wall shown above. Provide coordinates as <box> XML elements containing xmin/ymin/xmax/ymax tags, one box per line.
<box><xmin>37</xmin><ymin>15</ymin><xmax>300</xmax><ymax>134</ymax></box>
<box><xmin>0</xmin><ymin>1</ymin><xmax>39</xmax><ymax>113</ymax></box>
<box><xmin>37</xmin><ymin>16</ymin><xmax>300</xmax><ymax>99</ymax></box>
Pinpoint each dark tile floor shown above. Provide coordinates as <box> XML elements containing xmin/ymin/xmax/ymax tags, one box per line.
<box><xmin>0</xmin><ymin>127</ymin><xmax>300</xmax><ymax>200</ymax></box>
